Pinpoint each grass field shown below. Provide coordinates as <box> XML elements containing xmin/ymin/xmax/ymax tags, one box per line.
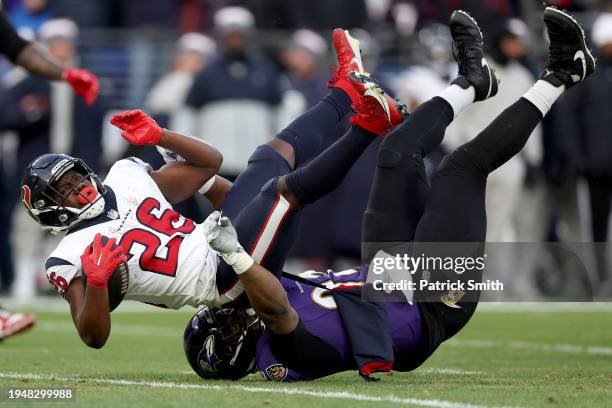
<box><xmin>0</xmin><ymin>303</ymin><xmax>610</xmax><ymax>408</ymax></box>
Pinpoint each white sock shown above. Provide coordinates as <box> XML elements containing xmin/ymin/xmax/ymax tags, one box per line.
<box><xmin>522</xmin><ymin>80</ymin><xmax>565</xmax><ymax>117</ymax></box>
<box><xmin>438</xmin><ymin>84</ymin><xmax>476</xmax><ymax>119</ymax></box>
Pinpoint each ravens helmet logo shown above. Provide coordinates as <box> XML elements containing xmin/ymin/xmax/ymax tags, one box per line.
<box><xmin>198</xmin><ymin>335</ymin><xmax>223</xmax><ymax>373</ymax></box>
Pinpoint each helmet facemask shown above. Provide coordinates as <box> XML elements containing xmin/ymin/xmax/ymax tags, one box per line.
<box><xmin>24</xmin><ymin>159</ymin><xmax>106</xmax><ymax>234</ymax></box>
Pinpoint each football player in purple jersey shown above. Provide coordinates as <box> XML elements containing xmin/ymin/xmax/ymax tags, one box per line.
<box><xmin>186</xmin><ymin>7</ymin><xmax>595</xmax><ymax>381</ymax></box>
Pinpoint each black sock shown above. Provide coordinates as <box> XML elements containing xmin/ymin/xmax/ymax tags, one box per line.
<box><xmin>286</xmin><ymin>126</ymin><xmax>377</xmax><ymax>204</ymax></box>
<box><xmin>460</xmin><ymin>97</ymin><xmax>542</xmax><ymax>174</ymax></box>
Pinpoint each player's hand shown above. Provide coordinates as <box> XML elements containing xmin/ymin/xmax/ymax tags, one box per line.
<box><xmin>80</xmin><ymin>233</ymin><xmax>127</xmax><ymax>289</ymax></box>
<box><xmin>203</xmin><ymin>211</ymin><xmax>240</xmax><ymax>255</ymax></box>
<box><xmin>203</xmin><ymin>211</ymin><xmax>254</xmax><ymax>274</ymax></box>
<box><xmin>111</xmin><ymin>110</ymin><xmax>162</xmax><ymax>145</ymax></box>
<box><xmin>62</xmin><ymin>68</ymin><xmax>99</xmax><ymax>106</ymax></box>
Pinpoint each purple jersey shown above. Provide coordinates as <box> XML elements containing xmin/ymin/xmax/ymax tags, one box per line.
<box><xmin>256</xmin><ymin>267</ymin><xmax>424</xmax><ymax>381</ymax></box>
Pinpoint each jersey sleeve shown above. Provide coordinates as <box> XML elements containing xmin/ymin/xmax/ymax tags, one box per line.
<box><xmin>256</xmin><ymin>332</ymin><xmax>308</xmax><ymax>382</ymax></box>
<box><xmin>45</xmin><ymin>257</ymin><xmax>81</xmax><ymax>298</ymax></box>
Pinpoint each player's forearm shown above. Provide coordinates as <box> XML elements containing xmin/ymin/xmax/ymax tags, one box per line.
<box><xmin>239</xmin><ymin>263</ymin><xmax>299</xmax><ymax>335</ymax></box>
<box><xmin>16</xmin><ymin>43</ymin><xmax>65</xmax><ymax>80</ymax></box>
<box><xmin>203</xmin><ymin>176</ymin><xmax>232</xmax><ymax>210</ymax></box>
<box><xmin>158</xmin><ymin>129</ymin><xmax>222</xmax><ymax>171</ymax></box>
<box><xmin>76</xmin><ymin>286</ymin><xmax>111</xmax><ymax>349</ymax></box>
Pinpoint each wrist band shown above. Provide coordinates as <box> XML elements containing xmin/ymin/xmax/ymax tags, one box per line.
<box><xmin>198</xmin><ymin>176</ymin><xmax>216</xmax><ymax>195</ymax></box>
<box><xmin>223</xmin><ymin>249</ymin><xmax>254</xmax><ymax>274</ymax></box>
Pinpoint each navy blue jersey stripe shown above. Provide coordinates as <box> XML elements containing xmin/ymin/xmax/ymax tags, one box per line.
<box><xmin>45</xmin><ymin>257</ymin><xmax>74</xmax><ymax>269</ymax></box>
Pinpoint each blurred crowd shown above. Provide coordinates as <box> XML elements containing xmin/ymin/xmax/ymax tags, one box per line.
<box><xmin>0</xmin><ymin>0</ymin><xmax>611</xmax><ymax>299</ymax></box>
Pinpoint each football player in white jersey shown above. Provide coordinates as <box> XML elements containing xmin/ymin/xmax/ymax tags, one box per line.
<box><xmin>20</xmin><ymin>28</ymin><xmax>401</xmax><ymax>349</ymax></box>
<box><xmin>21</xmin><ymin>109</ymin><xmax>225</xmax><ymax>348</ymax></box>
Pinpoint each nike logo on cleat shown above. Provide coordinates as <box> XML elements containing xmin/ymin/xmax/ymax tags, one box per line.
<box><xmin>364</xmin><ymin>84</ymin><xmax>391</xmax><ymax>122</ymax></box>
<box><xmin>482</xmin><ymin>58</ymin><xmax>492</xmax><ymax>99</ymax></box>
<box><xmin>573</xmin><ymin>50</ymin><xmax>586</xmax><ymax>81</ymax></box>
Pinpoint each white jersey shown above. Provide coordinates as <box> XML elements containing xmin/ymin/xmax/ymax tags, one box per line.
<box><xmin>45</xmin><ymin>158</ymin><xmax>220</xmax><ymax>309</ymax></box>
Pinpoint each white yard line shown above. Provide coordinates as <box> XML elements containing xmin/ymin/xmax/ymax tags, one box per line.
<box><xmin>0</xmin><ymin>372</ymin><xmax>519</xmax><ymax>408</ymax></box>
<box><xmin>446</xmin><ymin>339</ymin><xmax>612</xmax><ymax>356</ymax></box>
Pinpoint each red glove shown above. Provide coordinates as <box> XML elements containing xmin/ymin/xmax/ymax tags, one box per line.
<box><xmin>80</xmin><ymin>234</ymin><xmax>127</xmax><ymax>289</ymax></box>
<box><xmin>62</xmin><ymin>68</ymin><xmax>99</xmax><ymax>106</ymax></box>
<box><xmin>110</xmin><ymin>110</ymin><xmax>163</xmax><ymax>145</ymax></box>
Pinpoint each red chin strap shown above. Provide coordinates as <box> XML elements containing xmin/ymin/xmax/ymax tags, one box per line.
<box><xmin>78</xmin><ymin>185</ymin><xmax>98</xmax><ymax>205</ymax></box>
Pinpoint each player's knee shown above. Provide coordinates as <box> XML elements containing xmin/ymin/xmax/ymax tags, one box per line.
<box><xmin>266</xmin><ymin>137</ymin><xmax>295</xmax><ymax>170</ymax></box>
<box><xmin>275</xmin><ymin>176</ymin><xmax>302</xmax><ymax>208</ymax></box>
<box><xmin>376</xmin><ymin>148</ymin><xmax>403</xmax><ymax>169</ymax></box>
<box><xmin>376</xmin><ymin>149</ymin><xmax>425</xmax><ymax>182</ymax></box>
<box><xmin>439</xmin><ymin>148</ymin><xmax>488</xmax><ymax>179</ymax></box>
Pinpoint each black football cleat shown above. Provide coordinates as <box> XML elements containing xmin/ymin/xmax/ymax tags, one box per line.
<box><xmin>449</xmin><ymin>10</ymin><xmax>498</xmax><ymax>101</ymax></box>
<box><xmin>540</xmin><ymin>7</ymin><xmax>596</xmax><ymax>88</ymax></box>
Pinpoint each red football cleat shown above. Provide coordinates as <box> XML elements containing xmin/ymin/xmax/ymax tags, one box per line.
<box><xmin>328</xmin><ymin>28</ymin><xmax>365</xmax><ymax>101</ymax></box>
<box><xmin>332</xmin><ymin>28</ymin><xmax>364</xmax><ymax>76</ymax></box>
<box><xmin>0</xmin><ymin>310</ymin><xmax>36</xmax><ymax>341</ymax></box>
<box><xmin>345</xmin><ymin>72</ymin><xmax>408</xmax><ymax>136</ymax></box>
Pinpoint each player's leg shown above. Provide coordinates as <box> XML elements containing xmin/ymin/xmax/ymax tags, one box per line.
<box><xmin>221</xmin><ymin>30</ymin><xmax>363</xmax><ymax>220</ymax></box>
<box><xmin>280</xmin><ymin>73</ymin><xmax>407</xmax><ymax>207</ymax></box>
<box><xmin>252</xmin><ymin>76</ymin><xmax>404</xmax><ymax>269</ymax></box>
<box><xmin>221</xmin><ymin>90</ymin><xmax>353</xmax><ymax>220</ymax></box>
<box><xmin>274</xmin><ymin>29</ymin><xmax>366</xmax><ymax>170</ymax></box>
<box><xmin>362</xmin><ymin>9</ymin><xmax>497</xmax><ymax>247</ymax></box>
<box><xmin>412</xmin><ymin>6</ymin><xmax>595</xmax><ymax>332</ymax></box>
<box><xmin>418</xmin><ymin>5</ymin><xmax>596</xmax><ymax>242</ymax></box>
<box><xmin>235</xmin><ymin>80</ymin><xmax>403</xmax><ymax>274</ymax></box>
<box><xmin>217</xmin><ymin>75</ymin><xmax>407</xmax><ymax>305</ymax></box>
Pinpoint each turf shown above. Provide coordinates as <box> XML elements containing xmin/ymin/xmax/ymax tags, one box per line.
<box><xmin>0</xmin><ymin>305</ymin><xmax>610</xmax><ymax>408</ymax></box>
